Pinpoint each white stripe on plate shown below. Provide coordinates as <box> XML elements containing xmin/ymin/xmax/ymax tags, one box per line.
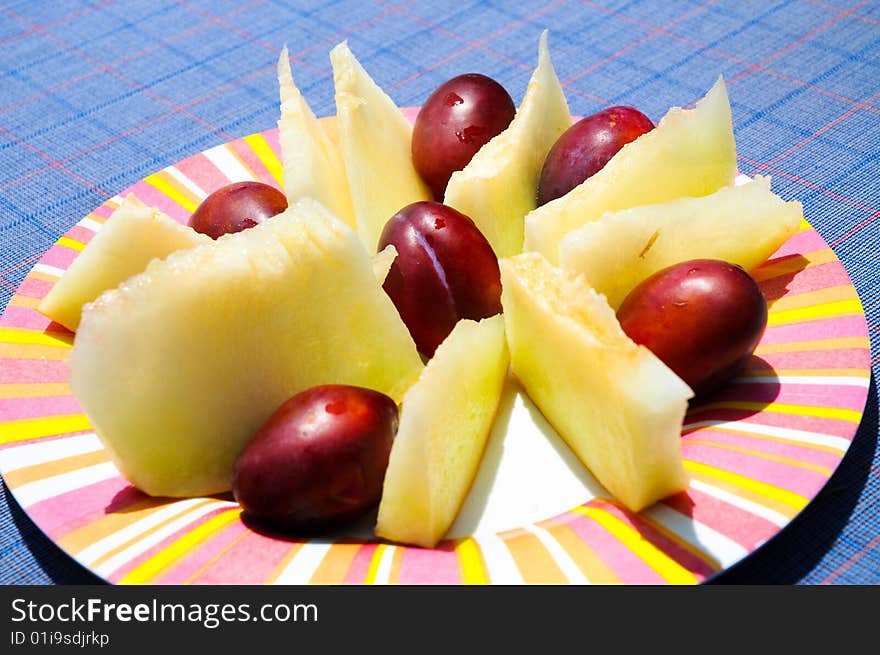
<box><xmin>688</xmin><ymin>479</ymin><xmax>790</xmax><ymax>527</ymax></box>
<box><xmin>12</xmin><ymin>461</ymin><xmax>119</xmax><ymax>507</ymax></box>
<box><xmin>203</xmin><ymin>144</ymin><xmax>253</xmax><ymax>184</ymax></box>
<box><xmin>732</xmin><ymin>376</ymin><xmax>870</xmax><ymax>388</ymax></box>
<box><xmin>93</xmin><ymin>500</ymin><xmax>239</xmax><ymax>578</ymax></box>
<box><xmin>77</xmin><ymin>217</ymin><xmax>104</xmax><ymax>233</ymax></box>
<box><xmin>644</xmin><ymin>503</ymin><xmax>749</xmax><ymax>569</ymax></box>
<box><xmin>682</xmin><ymin>419</ymin><xmax>851</xmax><ymax>452</ymax></box>
<box><xmin>77</xmin><ymin>497</ymin><xmax>210</xmax><ymax>566</ymax></box>
<box><xmin>370</xmin><ymin>544</ymin><xmax>398</xmax><ymax>585</ymax></box>
<box><xmin>0</xmin><ymin>433</ymin><xmax>103</xmax><ymax>473</ymax></box>
<box><xmin>165</xmin><ymin>165</ymin><xmax>208</xmax><ymax>200</ymax></box>
<box><xmin>521</xmin><ymin>524</ymin><xmax>591</xmax><ymax>584</ymax></box>
<box><xmin>474</xmin><ymin>532</ymin><xmax>525</xmax><ymax>584</ymax></box>
<box><xmin>272</xmin><ymin>540</ymin><xmax>333</xmax><ymax>585</ymax></box>
<box><xmin>31</xmin><ymin>263</ymin><xmax>66</xmax><ymax>278</ymax></box>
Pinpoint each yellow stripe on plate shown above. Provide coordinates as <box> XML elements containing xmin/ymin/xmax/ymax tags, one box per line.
<box><xmin>572</xmin><ymin>506</ymin><xmax>699</xmax><ymax>585</ymax></box>
<box><xmin>767</xmin><ymin>299</ymin><xmax>864</xmax><ymax>326</ymax></box>
<box><xmin>755</xmin><ymin>336</ymin><xmax>869</xmax><ymax>355</ymax></box>
<box><xmin>684</xmin><ymin>460</ymin><xmax>808</xmax><ymax>513</ymax></box>
<box><xmin>364</xmin><ymin>544</ymin><xmax>389</xmax><ymax>585</ymax></box>
<box><xmin>243</xmin><ymin>133</ymin><xmax>284</xmax><ymax>187</ymax></box>
<box><xmin>768</xmin><ymin>285</ymin><xmax>860</xmax><ymax>313</ymax></box>
<box><xmin>8</xmin><ymin>295</ymin><xmax>40</xmax><ymax>309</ymax></box>
<box><xmin>0</xmin><ymin>328</ymin><xmax>73</xmax><ymax>347</ymax></box>
<box><xmin>455</xmin><ymin>538</ymin><xmax>489</xmax><ymax>584</ymax></box>
<box><xmin>119</xmin><ymin>508</ymin><xmax>241</xmax><ymax>584</ymax></box>
<box><xmin>0</xmin><ymin>414</ymin><xmax>92</xmax><ymax>445</ymax></box>
<box><xmin>56</xmin><ymin>236</ymin><xmax>86</xmax><ymax>252</ymax></box>
<box><xmin>143</xmin><ymin>171</ymin><xmax>199</xmax><ymax>214</ymax></box>
<box><xmin>690</xmin><ymin>400</ymin><xmax>863</xmax><ymax>423</ymax></box>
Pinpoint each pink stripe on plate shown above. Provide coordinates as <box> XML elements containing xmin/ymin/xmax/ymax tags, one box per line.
<box><xmin>0</xmin><ymin>306</ymin><xmax>57</xmax><ymax>330</ymax></box>
<box><xmin>397</xmin><ymin>542</ymin><xmax>462</xmax><ymax>584</ymax></box>
<box><xmin>759</xmin><ymin>314</ymin><xmax>868</xmax><ymax>345</ymax></box>
<box><xmin>687</xmin><ymin>408</ymin><xmax>859</xmax><ymax>439</ymax></box>
<box><xmin>65</xmin><ymin>225</ymin><xmax>96</xmax><ymax>245</ymax></box>
<box><xmin>683</xmin><ymin>426</ymin><xmax>843</xmax><ymax>470</ymax></box>
<box><xmin>262</xmin><ymin>127</ymin><xmax>281</xmax><ymax>156</ymax></box>
<box><xmin>0</xmin><ymin>358</ymin><xmax>70</xmax><ymax>384</ymax></box>
<box><xmin>662</xmin><ymin>489</ymin><xmax>781</xmax><ymax>551</ymax></box>
<box><xmin>756</xmin><ymin>347</ymin><xmax>869</xmax><ymax>371</ymax></box>
<box><xmin>712</xmin><ymin>380</ymin><xmax>868</xmax><ymax>411</ymax></box>
<box><xmin>24</xmin><ymin>475</ymin><xmax>130</xmax><ymax>538</ymax></box>
<box><xmin>173</xmin><ymin>152</ymin><xmax>228</xmax><ymax>199</ymax></box>
<box><xmin>14</xmin><ymin>276</ymin><xmax>54</xmax><ymax>299</ymax></box>
<box><xmin>771</xmin><ymin>229</ymin><xmax>828</xmax><ymax>257</ymax></box>
<box><xmin>126</xmin><ymin>180</ymin><xmax>191</xmax><ymax>223</ymax></box>
<box><xmin>228</xmin><ymin>139</ymin><xmax>280</xmax><ymax>190</ymax></box>
<box><xmin>682</xmin><ymin>441</ymin><xmax>829</xmax><ymax>497</ymax></box>
<box><xmin>760</xmin><ymin>261</ymin><xmax>854</xmax><ymax>301</ymax></box>
<box><xmin>187</xmin><ymin>528</ymin><xmax>302</xmax><ymax>585</ymax></box>
<box><xmin>155</xmin><ymin>520</ymin><xmax>249</xmax><ymax>584</ymax></box>
<box><xmin>556</xmin><ymin>509</ymin><xmax>665</xmax><ymax>584</ymax></box>
<box><xmin>344</xmin><ymin>543</ymin><xmax>381</xmax><ymax>584</ymax></box>
<box><xmin>0</xmin><ymin>395</ymin><xmax>82</xmax><ymax>421</ymax></box>
<box><xmin>38</xmin><ymin>246</ymin><xmax>79</xmax><ymax>270</ymax></box>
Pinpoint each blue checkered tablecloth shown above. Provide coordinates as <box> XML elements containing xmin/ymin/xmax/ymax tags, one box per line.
<box><xmin>1</xmin><ymin>0</ymin><xmax>877</xmax><ymax>585</ymax></box>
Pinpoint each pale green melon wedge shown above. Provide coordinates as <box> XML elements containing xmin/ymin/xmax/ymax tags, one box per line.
<box><xmin>277</xmin><ymin>47</ymin><xmax>356</xmax><ymax>230</ymax></box>
<box><xmin>375</xmin><ymin>315</ymin><xmax>509</xmax><ymax>548</ymax></box>
<box><xmin>558</xmin><ymin>175</ymin><xmax>803</xmax><ymax>309</ymax></box>
<box><xmin>500</xmin><ymin>253</ymin><xmax>692</xmax><ymax>512</ymax></box>
<box><xmin>38</xmin><ymin>195</ymin><xmax>210</xmax><ymax>332</ymax></box>
<box><xmin>69</xmin><ymin>198</ymin><xmax>423</xmax><ymax>497</ymax></box>
<box><xmin>523</xmin><ymin>76</ymin><xmax>737</xmax><ymax>264</ymax></box>
<box><xmin>443</xmin><ymin>31</ymin><xmax>571</xmax><ymax>257</ymax></box>
<box><xmin>330</xmin><ymin>42</ymin><xmax>431</xmax><ymax>251</ymax></box>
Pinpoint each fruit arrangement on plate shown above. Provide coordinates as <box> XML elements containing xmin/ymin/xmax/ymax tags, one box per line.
<box><xmin>35</xmin><ymin>32</ymin><xmax>804</xmax><ymax>551</ymax></box>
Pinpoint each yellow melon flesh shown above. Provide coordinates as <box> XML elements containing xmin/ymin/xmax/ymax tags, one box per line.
<box><xmin>499</xmin><ymin>252</ymin><xmax>692</xmax><ymax>512</ymax></box>
<box><xmin>330</xmin><ymin>42</ymin><xmax>431</xmax><ymax>251</ymax></box>
<box><xmin>37</xmin><ymin>195</ymin><xmax>210</xmax><ymax>331</ymax></box>
<box><xmin>375</xmin><ymin>315</ymin><xmax>509</xmax><ymax>548</ymax></box>
<box><xmin>523</xmin><ymin>76</ymin><xmax>737</xmax><ymax>264</ymax></box>
<box><xmin>443</xmin><ymin>31</ymin><xmax>571</xmax><ymax>258</ymax></box>
<box><xmin>277</xmin><ymin>47</ymin><xmax>356</xmax><ymax>230</ymax></box>
<box><xmin>69</xmin><ymin>198</ymin><xmax>423</xmax><ymax>498</ymax></box>
<box><xmin>558</xmin><ymin>175</ymin><xmax>803</xmax><ymax>309</ymax></box>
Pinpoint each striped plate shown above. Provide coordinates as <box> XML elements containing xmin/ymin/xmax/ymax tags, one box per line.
<box><xmin>0</xmin><ymin>120</ymin><xmax>871</xmax><ymax>585</ymax></box>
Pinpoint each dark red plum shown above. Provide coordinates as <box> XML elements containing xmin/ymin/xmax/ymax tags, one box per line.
<box><xmin>378</xmin><ymin>201</ymin><xmax>502</xmax><ymax>357</ymax></box>
<box><xmin>616</xmin><ymin>259</ymin><xmax>768</xmax><ymax>399</ymax></box>
<box><xmin>537</xmin><ymin>106</ymin><xmax>654</xmax><ymax>206</ymax></box>
<box><xmin>232</xmin><ymin>385</ymin><xmax>399</xmax><ymax>531</ymax></box>
<box><xmin>412</xmin><ymin>73</ymin><xmax>516</xmax><ymax>200</ymax></box>
<box><xmin>189</xmin><ymin>181</ymin><xmax>288</xmax><ymax>239</ymax></box>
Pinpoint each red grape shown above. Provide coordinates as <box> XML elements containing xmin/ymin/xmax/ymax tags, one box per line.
<box><xmin>189</xmin><ymin>181</ymin><xmax>288</xmax><ymax>239</ymax></box>
<box><xmin>412</xmin><ymin>73</ymin><xmax>516</xmax><ymax>200</ymax></box>
<box><xmin>378</xmin><ymin>201</ymin><xmax>502</xmax><ymax>357</ymax></box>
<box><xmin>537</xmin><ymin>106</ymin><xmax>654</xmax><ymax>206</ymax></box>
<box><xmin>232</xmin><ymin>384</ymin><xmax>399</xmax><ymax>531</ymax></box>
<box><xmin>616</xmin><ymin>259</ymin><xmax>768</xmax><ymax>399</ymax></box>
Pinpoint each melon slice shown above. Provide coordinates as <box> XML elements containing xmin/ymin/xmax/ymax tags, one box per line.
<box><xmin>69</xmin><ymin>198</ymin><xmax>423</xmax><ymax>498</ymax></box>
<box><xmin>37</xmin><ymin>195</ymin><xmax>210</xmax><ymax>331</ymax></box>
<box><xmin>499</xmin><ymin>252</ymin><xmax>692</xmax><ymax>512</ymax></box>
<box><xmin>371</xmin><ymin>244</ymin><xmax>397</xmax><ymax>283</ymax></box>
<box><xmin>558</xmin><ymin>175</ymin><xmax>803</xmax><ymax>309</ymax></box>
<box><xmin>523</xmin><ymin>76</ymin><xmax>737</xmax><ymax>264</ymax></box>
<box><xmin>330</xmin><ymin>42</ymin><xmax>432</xmax><ymax>251</ymax></box>
<box><xmin>277</xmin><ymin>47</ymin><xmax>356</xmax><ymax>230</ymax></box>
<box><xmin>375</xmin><ymin>315</ymin><xmax>509</xmax><ymax>548</ymax></box>
<box><xmin>443</xmin><ymin>31</ymin><xmax>571</xmax><ymax>258</ymax></box>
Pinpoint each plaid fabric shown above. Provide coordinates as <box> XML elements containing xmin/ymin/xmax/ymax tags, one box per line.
<box><xmin>0</xmin><ymin>0</ymin><xmax>877</xmax><ymax>585</ymax></box>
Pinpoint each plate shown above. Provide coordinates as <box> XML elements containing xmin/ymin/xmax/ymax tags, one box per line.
<box><xmin>0</xmin><ymin>122</ymin><xmax>871</xmax><ymax>585</ymax></box>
